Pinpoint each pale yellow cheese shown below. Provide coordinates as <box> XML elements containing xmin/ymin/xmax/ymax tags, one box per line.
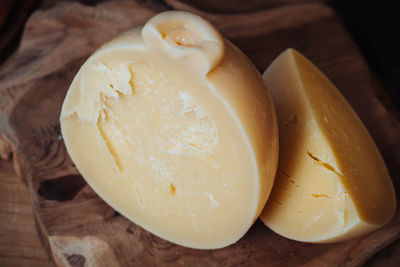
<box><xmin>260</xmin><ymin>49</ymin><xmax>396</xmax><ymax>243</ymax></box>
<box><xmin>60</xmin><ymin>11</ymin><xmax>278</xmax><ymax>249</ymax></box>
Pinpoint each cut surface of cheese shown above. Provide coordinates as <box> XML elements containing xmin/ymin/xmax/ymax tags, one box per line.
<box><xmin>260</xmin><ymin>49</ymin><xmax>396</xmax><ymax>243</ymax></box>
<box><xmin>60</xmin><ymin>11</ymin><xmax>278</xmax><ymax>249</ymax></box>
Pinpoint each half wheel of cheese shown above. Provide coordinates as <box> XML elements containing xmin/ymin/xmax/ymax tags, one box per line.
<box><xmin>60</xmin><ymin>11</ymin><xmax>278</xmax><ymax>249</ymax></box>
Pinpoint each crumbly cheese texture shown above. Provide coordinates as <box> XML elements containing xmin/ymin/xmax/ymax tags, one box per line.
<box><xmin>60</xmin><ymin>11</ymin><xmax>278</xmax><ymax>249</ymax></box>
<box><xmin>260</xmin><ymin>49</ymin><xmax>396</xmax><ymax>243</ymax></box>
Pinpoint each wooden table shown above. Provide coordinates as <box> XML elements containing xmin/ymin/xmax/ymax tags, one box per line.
<box><xmin>1</xmin><ymin>0</ymin><xmax>400</xmax><ymax>266</ymax></box>
<box><xmin>0</xmin><ymin>159</ymin><xmax>53</xmax><ymax>266</ymax></box>
<box><xmin>1</xmin><ymin>157</ymin><xmax>399</xmax><ymax>266</ymax></box>
<box><xmin>1</xmin><ymin>158</ymin><xmax>399</xmax><ymax>266</ymax></box>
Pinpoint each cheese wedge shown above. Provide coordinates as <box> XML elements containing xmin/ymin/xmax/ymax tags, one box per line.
<box><xmin>260</xmin><ymin>49</ymin><xmax>396</xmax><ymax>243</ymax></box>
<box><xmin>60</xmin><ymin>11</ymin><xmax>278</xmax><ymax>249</ymax></box>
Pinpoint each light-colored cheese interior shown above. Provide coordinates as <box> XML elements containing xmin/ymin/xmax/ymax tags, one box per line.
<box><xmin>61</xmin><ymin>11</ymin><xmax>278</xmax><ymax>249</ymax></box>
<box><xmin>260</xmin><ymin>49</ymin><xmax>396</xmax><ymax>243</ymax></box>
<box><xmin>62</xmin><ymin>49</ymin><xmax>260</xmax><ymax>248</ymax></box>
<box><xmin>261</xmin><ymin>111</ymin><xmax>359</xmax><ymax>241</ymax></box>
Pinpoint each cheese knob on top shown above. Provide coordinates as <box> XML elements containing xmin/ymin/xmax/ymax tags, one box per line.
<box><xmin>60</xmin><ymin>11</ymin><xmax>279</xmax><ymax>249</ymax></box>
<box><xmin>260</xmin><ymin>49</ymin><xmax>396</xmax><ymax>243</ymax></box>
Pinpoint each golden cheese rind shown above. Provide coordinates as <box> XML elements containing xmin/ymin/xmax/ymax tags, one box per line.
<box><xmin>260</xmin><ymin>48</ymin><xmax>396</xmax><ymax>243</ymax></box>
<box><xmin>60</xmin><ymin>11</ymin><xmax>278</xmax><ymax>249</ymax></box>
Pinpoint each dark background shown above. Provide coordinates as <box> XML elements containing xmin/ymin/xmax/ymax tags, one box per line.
<box><xmin>333</xmin><ymin>0</ymin><xmax>400</xmax><ymax>113</ymax></box>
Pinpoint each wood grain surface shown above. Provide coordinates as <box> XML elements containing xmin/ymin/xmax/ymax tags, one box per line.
<box><xmin>0</xmin><ymin>159</ymin><xmax>53</xmax><ymax>267</ymax></box>
<box><xmin>1</xmin><ymin>157</ymin><xmax>399</xmax><ymax>267</ymax></box>
<box><xmin>0</xmin><ymin>0</ymin><xmax>399</xmax><ymax>266</ymax></box>
<box><xmin>0</xmin><ymin>0</ymin><xmax>37</xmax><ymax>64</ymax></box>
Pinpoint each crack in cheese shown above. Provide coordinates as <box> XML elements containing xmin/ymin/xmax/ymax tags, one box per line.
<box><xmin>60</xmin><ymin>11</ymin><xmax>278</xmax><ymax>249</ymax></box>
<box><xmin>260</xmin><ymin>49</ymin><xmax>396</xmax><ymax>243</ymax></box>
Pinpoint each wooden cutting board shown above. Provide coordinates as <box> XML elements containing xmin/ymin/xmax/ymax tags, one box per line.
<box><xmin>1</xmin><ymin>0</ymin><xmax>399</xmax><ymax>266</ymax></box>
